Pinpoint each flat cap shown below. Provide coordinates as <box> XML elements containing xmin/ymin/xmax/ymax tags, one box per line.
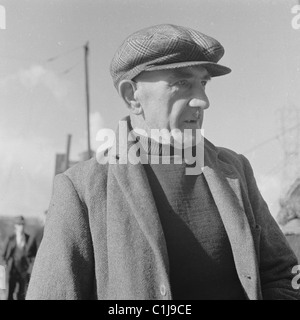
<box><xmin>110</xmin><ymin>24</ymin><xmax>231</xmax><ymax>90</ymax></box>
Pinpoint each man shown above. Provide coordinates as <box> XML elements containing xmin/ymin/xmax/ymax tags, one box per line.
<box><xmin>2</xmin><ymin>216</ymin><xmax>31</xmax><ymax>300</ymax></box>
<box><xmin>27</xmin><ymin>24</ymin><xmax>299</xmax><ymax>300</ymax></box>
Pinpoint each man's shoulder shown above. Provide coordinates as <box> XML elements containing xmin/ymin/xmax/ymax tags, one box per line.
<box><xmin>218</xmin><ymin>146</ymin><xmax>245</xmax><ymax>163</ymax></box>
<box><xmin>204</xmin><ymin>139</ymin><xmax>253</xmax><ymax>182</ymax></box>
<box><xmin>3</xmin><ymin>234</ymin><xmax>16</xmax><ymax>251</ymax></box>
<box><xmin>56</xmin><ymin>156</ymin><xmax>109</xmax><ymax>200</ymax></box>
<box><xmin>65</xmin><ymin>156</ymin><xmax>107</xmax><ymax>179</ymax></box>
<box><xmin>7</xmin><ymin>234</ymin><xmax>16</xmax><ymax>242</ymax></box>
<box><xmin>205</xmin><ymin>139</ymin><xmax>247</xmax><ymax>166</ymax></box>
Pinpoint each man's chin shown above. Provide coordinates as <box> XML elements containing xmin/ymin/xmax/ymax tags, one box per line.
<box><xmin>180</xmin><ymin>121</ymin><xmax>202</xmax><ymax>130</ymax></box>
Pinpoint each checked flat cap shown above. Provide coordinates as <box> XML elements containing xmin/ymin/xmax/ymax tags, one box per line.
<box><xmin>110</xmin><ymin>24</ymin><xmax>231</xmax><ymax>89</ymax></box>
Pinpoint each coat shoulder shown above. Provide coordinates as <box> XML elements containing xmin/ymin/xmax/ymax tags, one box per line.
<box><xmin>218</xmin><ymin>146</ymin><xmax>246</xmax><ymax>166</ymax></box>
<box><xmin>206</xmin><ymin>139</ymin><xmax>249</xmax><ymax>174</ymax></box>
<box><xmin>5</xmin><ymin>234</ymin><xmax>16</xmax><ymax>246</ymax></box>
<box><xmin>204</xmin><ymin>140</ymin><xmax>254</xmax><ymax>186</ymax></box>
<box><xmin>61</xmin><ymin>157</ymin><xmax>109</xmax><ymax>203</ymax></box>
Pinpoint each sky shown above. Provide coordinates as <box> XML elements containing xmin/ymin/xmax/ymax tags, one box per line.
<box><xmin>0</xmin><ymin>0</ymin><xmax>300</xmax><ymax>219</ymax></box>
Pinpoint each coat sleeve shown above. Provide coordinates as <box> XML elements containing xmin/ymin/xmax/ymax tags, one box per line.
<box><xmin>26</xmin><ymin>234</ymin><xmax>38</xmax><ymax>260</ymax></box>
<box><xmin>26</xmin><ymin>232</ymin><xmax>40</xmax><ymax>275</ymax></box>
<box><xmin>241</xmin><ymin>155</ymin><xmax>300</xmax><ymax>300</ymax></box>
<box><xmin>2</xmin><ymin>235</ymin><xmax>14</xmax><ymax>265</ymax></box>
<box><xmin>26</xmin><ymin>173</ymin><xmax>95</xmax><ymax>300</ymax></box>
<box><xmin>2</xmin><ymin>238</ymin><xmax>10</xmax><ymax>264</ymax></box>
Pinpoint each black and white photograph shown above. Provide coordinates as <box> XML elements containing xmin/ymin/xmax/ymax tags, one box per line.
<box><xmin>0</xmin><ymin>0</ymin><xmax>300</xmax><ymax>304</ymax></box>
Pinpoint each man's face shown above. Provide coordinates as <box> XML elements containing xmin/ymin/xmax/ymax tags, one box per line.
<box><xmin>14</xmin><ymin>224</ymin><xmax>24</xmax><ymax>234</ymax></box>
<box><xmin>133</xmin><ymin>65</ymin><xmax>210</xmax><ymax>144</ymax></box>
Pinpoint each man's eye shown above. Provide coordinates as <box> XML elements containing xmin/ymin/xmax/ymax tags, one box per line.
<box><xmin>176</xmin><ymin>80</ymin><xmax>189</xmax><ymax>87</ymax></box>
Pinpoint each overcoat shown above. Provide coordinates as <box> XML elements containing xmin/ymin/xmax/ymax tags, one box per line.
<box><xmin>3</xmin><ymin>233</ymin><xmax>31</xmax><ymax>281</ymax></box>
<box><xmin>26</xmin><ymin>118</ymin><xmax>299</xmax><ymax>300</ymax></box>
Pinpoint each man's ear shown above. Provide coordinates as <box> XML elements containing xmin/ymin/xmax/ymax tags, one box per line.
<box><xmin>118</xmin><ymin>80</ymin><xmax>143</xmax><ymax>115</ymax></box>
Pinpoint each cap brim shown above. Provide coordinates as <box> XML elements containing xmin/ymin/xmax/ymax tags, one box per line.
<box><xmin>145</xmin><ymin>61</ymin><xmax>231</xmax><ymax>77</ymax></box>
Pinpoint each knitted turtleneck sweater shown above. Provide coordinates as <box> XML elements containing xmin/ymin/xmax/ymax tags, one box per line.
<box><xmin>135</xmin><ymin>132</ymin><xmax>245</xmax><ymax>300</ymax></box>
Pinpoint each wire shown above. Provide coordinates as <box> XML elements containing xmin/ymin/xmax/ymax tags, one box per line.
<box><xmin>59</xmin><ymin>60</ymin><xmax>82</xmax><ymax>76</ymax></box>
<box><xmin>45</xmin><ymin>45</ymin><xmax>83</xmax><ymax>63</ymax></box>
<box><xmin>244</xmin><ymin>135</ymin><xmax>280</xmax><ymax>155</ymax></box>
<box><xmin>243</xmin><ymin>122</ymin><xmax>300</xmax><ymax>155</ymax></box>
<box><xmin>264</xmin><ymin>159</ymin><xmax>286</xmax><ymax>177</ymax></box>
<box><xmin>0</xmin><ymin>44</ymin><xmax>83</xmax><ymax>64</ymax></box>
<box><xmin>0</xmin><ymin>55</ymin><xmax>43</xmax><ymax>63</ymax></box>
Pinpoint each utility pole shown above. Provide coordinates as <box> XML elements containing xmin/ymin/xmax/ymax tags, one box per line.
<box><xmin>84</xmin><ymin>41</ymin><xmax>92</xmax><ymax>159</ymax></box>
<box><xmin>65</xmin><ymin>134</ymin><xmax>72</xmax><ymax>171</ymax></box>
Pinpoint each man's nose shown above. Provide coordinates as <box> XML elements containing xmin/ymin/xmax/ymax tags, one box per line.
<box><xmin>188</xmin><ymin>86</ymin><xmax>210</xmax><ymax>109</ymax></box>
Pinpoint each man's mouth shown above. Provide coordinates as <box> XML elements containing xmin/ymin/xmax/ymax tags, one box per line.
<box><xmin>184</xmin><ymin>120</ymin><xmax>198</xmax><ymax>124</ymax></box>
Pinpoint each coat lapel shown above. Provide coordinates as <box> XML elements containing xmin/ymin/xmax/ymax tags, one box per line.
<box><xmin>110</xmin><ymin>149</ymin><xmax>170</xmax><ymax>273</ymax></box>
<box><xmin>202</xmin><ymin>142</ymin><xmax>261</xmax><ymax>300</ymax></box>
<box><xmin>108</xmin><ymin>118</ymin><xmax>169</xmax><ymax>273</ymax></box>
<box><xmin>106</xmin><ymin>123</ymin><xmax>171</xmax><ymax>298</ymax></box>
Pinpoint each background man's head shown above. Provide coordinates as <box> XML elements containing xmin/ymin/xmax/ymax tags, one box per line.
<box><xmin>110</xmin><ymin>24</ymin><xmax>231</xmax><ymax>145</ymax></box>
<box><xmin>14</xmin><ymin>215</ymin><xmax>25</xmax><ymax>234</ymax></box>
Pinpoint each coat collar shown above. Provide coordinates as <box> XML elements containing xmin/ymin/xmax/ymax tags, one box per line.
<box><xmin>108</xmin><ymin>117</ymin><xmax>261</xmax><ymax>300</ymax></box>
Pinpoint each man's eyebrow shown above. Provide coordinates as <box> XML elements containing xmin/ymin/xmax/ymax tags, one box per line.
<box><xmin>202</xmin><ymin>74</ymin><xmax>211</xmax><ymax>81</ymax></box>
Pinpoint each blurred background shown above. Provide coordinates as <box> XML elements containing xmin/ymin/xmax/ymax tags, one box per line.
<box><xmin>1</xmin><ymin>0</ymin><xmax>300</xmax><ymax>299</ymax></box>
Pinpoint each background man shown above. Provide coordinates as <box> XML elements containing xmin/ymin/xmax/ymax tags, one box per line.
<box><xmin>26</xmin><ymin>24</ymin><xmax>299</xmax><ymax>300</ymax></box>
<box><xmin>2</xmin><ymin>216</ymin><xmax>31</xmax><ymax>300</ymax></box>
